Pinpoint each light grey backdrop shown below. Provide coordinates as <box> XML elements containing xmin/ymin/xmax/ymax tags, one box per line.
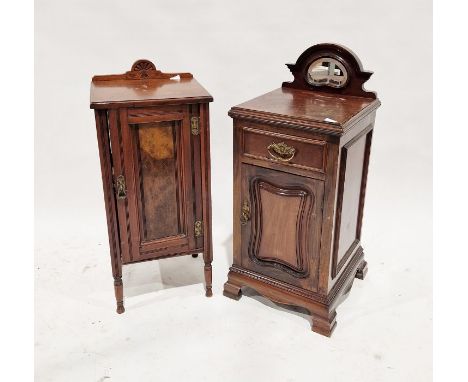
<box><xmin>36</xmin><ymin>1</ymin><xmax>432</xmax><ymax>381</ymax></box>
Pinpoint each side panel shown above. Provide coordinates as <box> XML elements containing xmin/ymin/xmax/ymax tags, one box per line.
<box><xmin>94</xmin><ymin>109</ymin><xmax>122</xmax><ymax>280</ymax></box>
<box><xmin>331</xmin><ymin>126</ymin><xmax>373</xmax><ymax>278</ymax></box>
<box><xmin>108</xmin><ymin>108</ymin><xmax>132</xmax><ymax>262</ymax></box>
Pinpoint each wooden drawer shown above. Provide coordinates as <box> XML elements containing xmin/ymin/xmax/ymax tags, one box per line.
<box><xmin>242</xmin><ymin>126</ymin><xmax>327</xmax><ymax>173</ymax></box>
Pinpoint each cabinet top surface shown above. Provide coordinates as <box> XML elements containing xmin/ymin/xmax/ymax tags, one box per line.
<box><xmin>90</xmin><ymin>77</ymin><xmax>212</xmax><ymax>108</ymax></box>
<box><xmin>90</xmin><ymin>59</ymin><xmax>212</xmax><ymax>109</ymax></box>
<box><xmin>230</xmin><ymin>87</ymin><xmax>379</xmax><ymax>126</ymax></box>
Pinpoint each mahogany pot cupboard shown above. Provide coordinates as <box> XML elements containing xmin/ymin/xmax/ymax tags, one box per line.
<box><xmin>90</xmin><ymin>60</ymin><xmax>213</xmax><ymax>313</ymax></box>
<box><xmin>223</xmin><ymin>43</ymin><xmax>381</xmax><ymax>336</ymax></box>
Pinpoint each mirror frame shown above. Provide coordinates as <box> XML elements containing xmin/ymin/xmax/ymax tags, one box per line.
<box><xmin>282</xmin><ymin>43</ymin><xmax>377</xmax><ymax>99</ymax></box>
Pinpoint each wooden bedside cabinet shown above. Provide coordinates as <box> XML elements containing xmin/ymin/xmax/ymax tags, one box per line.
<box><xmin>223</xmin><ymin>44</ymin><xmax>381</xmax><ymax>336</ymax></box>
<box><xmin>90</xmin><ymin>60</ymin><xmax>214</xmax><ymax>313</ymax></box>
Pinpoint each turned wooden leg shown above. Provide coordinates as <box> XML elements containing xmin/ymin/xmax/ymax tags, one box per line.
<box><xmin>113</xmin><ymin>276</ymin><xmax>125</xmax><ymax>314</ymax></box>
<box><xmin>192</xmin><ymin>253</ymin><xmax>199</xmax><ymax>258</ymax></box>
<box><xmin>204</xmin><ymin>262</ymin><xmax>213</xmax><ymax>297</ymax></box>
<box><xmin>202</xmin><ymin>231</ymin><xmax>213</xmax><ymax>297</ymax></box>
<box><xmin>223</xmin><ymin>280</ymin><xmax>242</xmax><ymax>300</ymax></box>
<box><xmin>355</xmin><ymin>259</ymin><xmax>368</xmax><ymax>280</ymax></box>
<box><xmin>311</xmin><ymin>310</ymin><xmax>337</xmax><ymax>337</ymax></box>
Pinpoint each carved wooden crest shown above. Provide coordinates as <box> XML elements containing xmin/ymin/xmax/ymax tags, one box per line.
<box><xmin>92</xmin><ymin>59</ymin><xmax>193</xmax><ymax>82</ymax></box>
<box><xmin>282</xmin><ymin>43</ymin><xmax>376</xmax><ymax>99</ymax></box>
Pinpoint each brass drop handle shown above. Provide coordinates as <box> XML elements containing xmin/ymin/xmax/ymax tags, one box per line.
<box><xmin>267</xmin><ymin>141</ymin><xmax>296</xmax><ymax>162</ymax></box>
<box><xmin>115</xmin><ymin>175</ymin><xmax>127</xmax><ymax>200</ymax></box>
<box><xmin>240</xmin><ymin>200</ymin><xmax>250</xmax><ymax>225</ymax></box>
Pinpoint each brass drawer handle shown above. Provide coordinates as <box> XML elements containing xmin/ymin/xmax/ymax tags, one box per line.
<box><xmin>240</xmin><ymin>200</ymin><xmax>250</xmax><ymax>225</ymax></box>
<box><xmin>267</xmin><ymin>142</ymin><xmax>296</xmax><ymax>162</ymax></box>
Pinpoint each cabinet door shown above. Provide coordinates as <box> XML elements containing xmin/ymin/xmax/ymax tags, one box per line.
<box><xmin>114</xmin><ymin>106</ymin><xmax>197</xmax><ymax>263</ymax></box>
<box><xmin>240</xmin><ymin>165</ymin><xmax>324</xmax><ymax>292</ymax></box>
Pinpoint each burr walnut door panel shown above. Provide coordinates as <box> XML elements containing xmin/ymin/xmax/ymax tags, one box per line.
<box><xmin>240</xmin><ymin>165</ymin><xmax>324</xmax><ymax>292</ymax></box>
<box><xmin>115</xmin><ymin>107</ymin><xmax>197</xmax><ymax>263</ymax></box>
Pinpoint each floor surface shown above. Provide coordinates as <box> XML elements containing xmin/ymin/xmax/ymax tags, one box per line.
<box><xmin>35</xmin><ymin>159</ymin><xmax>432</xmax><ymax>381</ymax></box>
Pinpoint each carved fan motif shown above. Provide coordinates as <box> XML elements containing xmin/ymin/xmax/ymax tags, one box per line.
<box><xmin>131</xmin><ymin>60</ymin><xmax>157</xmax><ymax>72</ymax></box>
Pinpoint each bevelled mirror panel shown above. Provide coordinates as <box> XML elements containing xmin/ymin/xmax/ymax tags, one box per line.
<box><xmin>306</xmin><ymin>58</ymin><xmax>348</xmax><ymax>88</ymax></box>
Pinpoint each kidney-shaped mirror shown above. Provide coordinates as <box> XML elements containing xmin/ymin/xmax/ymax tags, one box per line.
<box><xmin>306</xmin><ymin>58</ymin><xmax>348</xmax><ymax>88</ymax></box>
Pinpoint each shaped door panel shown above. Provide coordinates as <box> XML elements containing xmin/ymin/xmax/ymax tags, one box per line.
<box><xmin>240</xmin><ymin>164</ymin><xmax>324</xmax><ymax>291</ymax></box>
<box><xmin>113</xmin><ymin>107</ymin><xmax>196</xmax><ymax>263</ymax></box>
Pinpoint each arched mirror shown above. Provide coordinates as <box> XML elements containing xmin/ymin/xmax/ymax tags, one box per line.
<box><xmin>306</xmin><ymin>58</ymin><xmax>348</xmax><ymax>88</ymax></box>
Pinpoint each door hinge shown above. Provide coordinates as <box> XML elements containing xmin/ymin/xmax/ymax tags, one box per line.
<box><xmin>194</xmin><ymin>220</ymin><xmax>203</xmax><ymax>237</ymax></box>
<box><xmin>191</xmin><ymin>116</ymin><xmax>200</xmax><ymax>136</ymax></box>
<box><xmin>114</xmin><ymin>175</ymin><xmax>127</xmax><ymax>200</ymax></box>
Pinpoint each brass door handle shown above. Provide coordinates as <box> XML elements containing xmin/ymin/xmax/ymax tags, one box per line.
<box><xmin>267</xmin><ymin>142</ymin><xmax>296</xmax><ymax>162</ymax></box>
<box><xmin>240</xmin><ymin>200</ymin><xmax>250</xmax><ymax>225</ymax></box>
